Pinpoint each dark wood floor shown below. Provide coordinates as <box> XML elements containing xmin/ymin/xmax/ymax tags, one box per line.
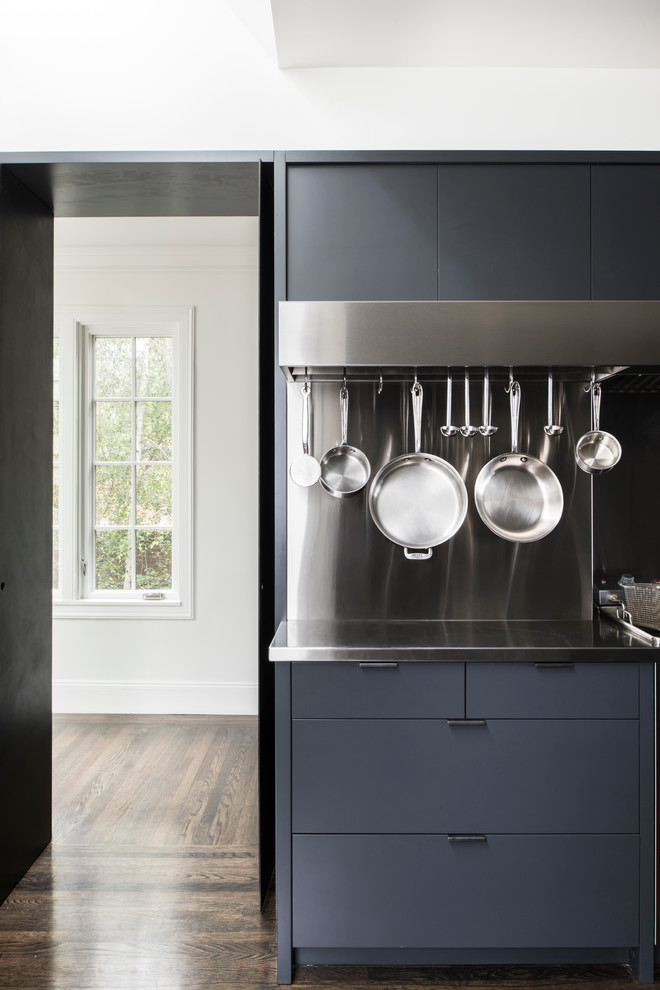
<box><xmin>0</xmin><ymin>714</ymin><xmax>652</xmax><ymax>989</ymax></box>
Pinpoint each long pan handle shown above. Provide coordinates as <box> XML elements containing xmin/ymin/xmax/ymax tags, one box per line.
<box><xmin>301</xmin><ymin>381</ymin><xmax>311</xmax><ymax>455</ymax></box>
<box><xmin>592</xmin><ymin>381</ymin><xmax>602</xmax><ymax>431</ymax></box>
<box><xmin>509</xmin><ymin>380</ymin><xmax>521</xmax><ymax>454</ymax></box>
<box><xmin>411</xmin><ymin>380</ymin><xmax>423</xmax><ymax>454</ymax></box>
<box><xmin>340</xmin><ymin>384</ymin><xmax>348</xmax><ymax>445</ymax></box>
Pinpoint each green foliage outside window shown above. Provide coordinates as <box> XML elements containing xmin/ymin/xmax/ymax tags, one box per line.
<box><xmin>94</xmin><ymin>337</ymin><xmax>174</xmax><ymax>592</ymax></box>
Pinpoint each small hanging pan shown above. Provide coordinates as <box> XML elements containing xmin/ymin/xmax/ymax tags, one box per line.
<box><xmin>369</xmin><ymin>380</ymin><xmax>468</xmax><ymax>559</ymax></box>
<box><xmin>474</xmin><ymin>380</ymin><xmax>564</xmax><ymax>543</ymax></box>
<box><xmin>320</xmin><ymin>382</ymin><xmax>371</xmax><ymax>498</ymax></box>
<box><xmin>575</xmin><ymin>380</ymin><xmax>622</xmax><ymax>475</ymax></box>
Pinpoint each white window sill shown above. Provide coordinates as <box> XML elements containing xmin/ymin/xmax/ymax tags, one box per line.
<box><xmin>53</xmin><ymin>599</ymin><xmax>192</xmax><ymax>619</ymax></box>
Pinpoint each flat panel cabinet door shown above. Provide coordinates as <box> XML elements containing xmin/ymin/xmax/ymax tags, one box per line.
<box><xmin>292</xmin><ymin>834</ymin><xmax>639</xmax><ymax>948</ymax></box>
<box><xmin>437</xmin><ymin>165</ymin><xmax>591</xmax><ymax>299</ymax></box>
<box><xmin>291</xmin><ymin>718</ymin><xmax>638</xmax><ymax>834</ymax></box>
<box><xmin>592</xmin><ymin>164</ymin><xmax>660</xmax><ymax>298</ymax></box>
<box><xmin>286</xmin><ymin>165</ymin><xmax>438</xmax><ymax>300</ymax></box>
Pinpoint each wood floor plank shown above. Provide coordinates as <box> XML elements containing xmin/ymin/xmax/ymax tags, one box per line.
<box><xmin>0</xmin><ymin>715</ymin><xmax>653</xmax><ymax>990</ymax></box>
<box><xmin>52</xmin><ymin>716</ymin><xmax>258</xmax><ymax>848</ymax></box>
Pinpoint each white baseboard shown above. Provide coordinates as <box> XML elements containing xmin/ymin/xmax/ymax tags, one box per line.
<box><xmin>52</xmin><ymin>679</ymin><xmax>258</xmax><ymax>715</ymax></box>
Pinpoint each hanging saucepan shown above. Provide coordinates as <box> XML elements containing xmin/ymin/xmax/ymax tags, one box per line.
<box><xmin>575</xmin><ymin>381</ymin><xmax>622</xmax><ymax>475</ymax></box>
<box><xmin>319</xmin><ymin>382</ymin><xmax>371</xmax><ymax>498</ymax></box>
<box><xmin>474</xmin><ymin>380</ymin><xmax>564</xmax><ymax>543</ymax></box>
<box><xmin>368</xmin><ymin>380</ymin><xmax>468</xmax><ymax>559</ymax></box>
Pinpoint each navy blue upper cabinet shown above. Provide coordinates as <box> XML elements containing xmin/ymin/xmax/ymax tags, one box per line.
<box><xmin>286</xmin><ymin>165</ymin><xmax>438</xmax><ymax>300</ymax></box>
<box><xmin>592</xmin><ymin>165</ymin><xmax>660</xmax><ymax>299</ymax></box>
<box><xmin>437</xmin><ymin>165</ymin><xmax>591</xmax><ymax>300</ymax></box>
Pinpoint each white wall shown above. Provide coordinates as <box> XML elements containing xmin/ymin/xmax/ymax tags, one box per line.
<box><xmin>53</xmin><ymin>218</ymin><xmax>260</xmax><ymax>714</ymax></box>
<box><xmin>1</xmin><ymin>2</ymin><xmax>660</xmax><ymax>151</ymax></box>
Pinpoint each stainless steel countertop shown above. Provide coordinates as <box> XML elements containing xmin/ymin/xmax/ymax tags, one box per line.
<box><xmin>269</xmin><ymin>617</ymin><xmax>658</xmax><ymax>662</ymax></box>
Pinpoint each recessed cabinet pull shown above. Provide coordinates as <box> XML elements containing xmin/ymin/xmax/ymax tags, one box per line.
<box><xmin>358</xmin><ymin>662</ymin><xmax>398</xmax><ymax>668</ymax></box>
<box><xmin>446</xmin><ymin>719</ymin><xmax>487</xmax><ymax>726</ymax></box>
<box><xmin>448</xmin><ymin>834</ymin><xmax>488</xmax><ymax>843</ymax></box>
<box><xmin>534</xmin><ymin>662</ymin><xmax>574</xmax><ymax>669</ymax></box>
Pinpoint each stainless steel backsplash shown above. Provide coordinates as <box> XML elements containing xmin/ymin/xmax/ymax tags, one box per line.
<box><xmin>287</xmin><ymin>378</ymin><xmax>592</xmax><ymax>621</ymax></box>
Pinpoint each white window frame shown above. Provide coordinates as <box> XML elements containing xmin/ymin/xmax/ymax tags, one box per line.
<box><xmin>54</xmin><ymin>305</ymin><xmax>194</xmax><ymax>619</ymax></box>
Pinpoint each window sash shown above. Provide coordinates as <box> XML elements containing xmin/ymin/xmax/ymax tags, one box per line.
<box><xmin>89</xmin><ymin>335</ymin><xmax>174</xmax><ymax>595</ymax></box>
<box><xmin>53</xmin><ymin>329</ymin><xmax>61</xmax><ymax>596</ymax></box>
<box><xmin>53</xmin><ymin>306</ymin><xmax>193</xmax><ymax>619</ymax></box>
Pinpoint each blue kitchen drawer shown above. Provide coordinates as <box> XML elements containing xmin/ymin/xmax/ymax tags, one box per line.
<box><xmin>292</xmin><ymin>717</ymin><xmax>639</xmax><ymax>834</ymax></box>
<box><xmin>466</xmin><ymin>661</ymin><xmax>639</xmax><ymax>718</ymax></box>
<box><xmin>292</xmin><ymin>833</ymin><xmax>639</xmax><ymax>949</ymax></box>
<box><xmin>291</xmin><ymin>661</ymin><xmax>464</xmax><ymax>718</ymax></box>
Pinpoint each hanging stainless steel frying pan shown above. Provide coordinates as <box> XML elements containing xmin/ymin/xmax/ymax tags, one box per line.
<box><xmin>368</xmin><ymin>381</ymin><xmax>468</xmax><ymax>559</ymax></box>
<box><xmin>474</xmin><ymin>380</ymin><xmax>564</xmax><ymax>543</ymax></box>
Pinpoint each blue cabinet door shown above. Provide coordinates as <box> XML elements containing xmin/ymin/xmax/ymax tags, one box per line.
<box><xmin>286</xmin><ymin>165</ymin><xmax>438</xmax><ymax>301</ymax></box>
<box><xmin>592</xmin><ymin>164</ymin><xmax>660</xmax><ymax>299</ymax></box>
<box><xmin>437</xmin><ymin>164</ymin><xmax>591</xmax><ymax>300</ymax></box>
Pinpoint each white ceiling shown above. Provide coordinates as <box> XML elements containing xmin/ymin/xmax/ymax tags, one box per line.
<box><xmin>269</xmin><ymin>0</ymin><xmax>660</xmax><ymax>68</ymax></box>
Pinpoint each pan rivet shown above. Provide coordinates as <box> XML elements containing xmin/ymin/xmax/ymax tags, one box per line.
<box><xmin>499</xmin><ymin>456</ymin><xmax>507</xmax><ymax>462</ymax></box>
<box><xmin>521</xmin><ymin>456</ymin><xmax>528</xmax><ymax>462</ymax></box>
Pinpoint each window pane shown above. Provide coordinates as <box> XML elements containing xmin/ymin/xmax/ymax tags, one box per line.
<box><xmin>95</xmin><ymin>530</ymin><xmax>132</xmax><ymax>590</ymax></box>
<box><xmin>95</xmin><ymin>337</ymin><xmax>132</xmax><ymax>397</ymax></box>
<box><xmin>95</xmin><ymin>465</ymin><xmax>132</xmax><ymax>526</ymax></box>
<box><xmin>53</xmin><ymin>400</ymin><xmax>59</xmax><ymax>460</ymax></box>
<box><xmin>136</xmin><ymin>337</ymin><xmax>172</xmax><ymax>397</ymax></box>
<box><xmin>53</xmin><ymin>467</ymin><xmax>59</xmax><ymax>525</ymax></box>
<box><xmin>136</xmin><ymin>401</ymin><xmax>172</xmax><ymax>461</ymax></box>
<box><xmin>53</xmin><ymin>529</ymin><xmax>59</xmax><ymax>591</ymax></box>
<box><xmin>95</xmin><ymin>401</ymin><xmax>132</xmax><ymax>461</ymax></box>
<box><xmin>136</xmin><ymin>530</ymin><xmax>172</xmax><ymax>590</ymax></box>
<box><xmin>136</xmin><ymin>465</ymin><xmax>172</xmax><ymax>526</ymax></box>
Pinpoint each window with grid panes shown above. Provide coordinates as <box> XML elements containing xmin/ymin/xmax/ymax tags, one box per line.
<box><xmin>54</xmin><ymin>307</ymin><xmax>193</xmax><ymax>618</ymax></box>
<box><xmin>53</xmin><ymin>333</ymin><xmax>60</xmax><ymax>592</ymax></box>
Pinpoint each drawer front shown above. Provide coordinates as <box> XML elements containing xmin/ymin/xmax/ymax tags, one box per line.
<box><xmin>293</xmin><ymin>834</ymin><xmax>639</xmax><ymax>948</ymax></box>
<box><xmin>292</xmin><ymin>718</ymin><xmax>638</xmax><ymax>833</ymax></box>
<box><xmin>466</xmin><ymin>662</ymin><xmax>639</xmax><ymax>718</ymax></box>
<box><xmin>291</xmin><ymin>661</ymin><xmax>464</xmax><ymax>718</ymax></box>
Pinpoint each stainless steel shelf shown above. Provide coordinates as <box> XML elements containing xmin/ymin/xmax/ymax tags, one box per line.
<box><xmin>279</xmin><ymin>300</ymin><xmax>660</xmax><ymax>371</ymax></box>
<box><xmin>269</xmin><ymin>618</ymin><xmax>657</xmax><ymax>662</ymax></box>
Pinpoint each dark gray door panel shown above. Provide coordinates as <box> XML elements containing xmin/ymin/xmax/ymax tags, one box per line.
<box><xmin>592</xmin><ymin>164</ymin><xmax>660</xmax><ymax>299</ymax></box>
<box><xmin>437</xmin><ymin>164</ymin><xmax>590</xmax><ymax>299</ymax></box>
<box><xmin>466</xmin><ymin>662</ymin><xmax>639</xmax><ymax>718</ymax></box>
<box><xmin>291</xmin><ymin>661</ymin><xmax>464</xmax><ymax>718</ymax></box>
<box><xmin>292</xmin><ymin>834</ymin><xmax>639</xmax><ymax>948</ymax></box>
<box><xmin>292</xmin><ymin>718</ymin><xmax>638</xmax><ymax>833</ymax></box>
<box><xmin>286</xmin><ymin>165</ymin><xmax>438</xmax><ymax>300</ymax></box>
<box><xmin>0</xmin><ymin>168</ymin><xmax>53</xmax><ymax>903</ymax></box>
